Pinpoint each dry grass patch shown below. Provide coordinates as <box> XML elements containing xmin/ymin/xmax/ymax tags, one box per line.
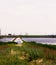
<box><xmin>0</xmin><ymin>45</ymin><xmax>9</xmax><ymax>49</ymax></box>
<box><xmin>36</xmin><ymin>59</ymin><xmax>43</xmax><ymax>63</ymax></box>
<box><xmin>11</xmin><ymin>49</ymin><xmax>17</xmax><ymax>55</ymax></box>
<box><xmin>29</xmin><ymin>59</ymin><xmax>43</xmax><ymax>65</ymax></box>
<box><xmin>19</xmin><ymin>56</ymin><xmax>26</xmax><ymax>60</ymax></box>
<box><xmin>15</xmin><ymin>44</ymin><xmax>22</xmax><ymax>47</ymax></box>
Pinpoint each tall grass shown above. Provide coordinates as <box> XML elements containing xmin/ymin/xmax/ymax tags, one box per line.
<box><xmin>0</xmin><ymin>41</ymin><xmax>56</xmax><ymax>65</ymax></box>
<box><xmin>22</xmin><ymin>42</ymin><xmax>56</xmax><ymax>64</ymax></box>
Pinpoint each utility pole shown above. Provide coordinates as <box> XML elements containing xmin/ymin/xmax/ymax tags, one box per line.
<box><xmin>0</xmin><ymin>29</ymin><xmax>1</xmax><ymax>35</ymax></box>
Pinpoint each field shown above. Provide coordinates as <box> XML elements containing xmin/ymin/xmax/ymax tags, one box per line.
<box><xmin>0</xmin><ymin>42</ymin><xmax>56</xmax><ymax>65</ymax></box>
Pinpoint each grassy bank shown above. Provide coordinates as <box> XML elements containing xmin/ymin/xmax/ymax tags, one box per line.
<box><xmin>0</xmin><ymin>42</ymin><xmax>56</xmax><ymax>65</ymax></box>
<box><xmin>0</xmin><ymin>42</ymin><xmax>17</xmax><ymax>45</ymax></box>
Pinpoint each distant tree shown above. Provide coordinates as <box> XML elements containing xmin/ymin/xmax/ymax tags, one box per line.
<box><xmin>8</xmin><ymin>34</ymin><xmax>12</xmax><ymax>36</ymax></box>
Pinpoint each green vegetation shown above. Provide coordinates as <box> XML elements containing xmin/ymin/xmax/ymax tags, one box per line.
<box><xmin>1</xmin><ymin>35</ymin><xmax>56</xmax><ymax>38</ymax></box>
<box><xmin>0</xmin><ymin>42</ymin><xmax>56</xmax><ymax>65</ymax></box>
<box><xmin>25</xmin><ymin>41</ymin><xmax>56</xmax><ymax>49</ymax></box>
<box><xmin>0</xmin><ymin>42</ymin><xmax>17</xmax><ymax>45</ymax></box>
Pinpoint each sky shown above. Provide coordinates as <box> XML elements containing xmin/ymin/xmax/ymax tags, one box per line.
<box><xmin>0</xmin><ymin>0</ymin><xmax>56</xmax><ymax>35</ymax></box>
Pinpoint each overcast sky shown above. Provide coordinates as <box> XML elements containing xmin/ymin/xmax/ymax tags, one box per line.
<box><xmin>0</xmin><ymin>0</ymin><xmax>56</xmax><ymax>35</ymax></box>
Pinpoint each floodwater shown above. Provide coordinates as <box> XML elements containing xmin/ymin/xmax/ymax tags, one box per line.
<box><xmin>0</xmin><ymin>38</ymin><xmax>56</xmax><ymax>45</ymax></box>
<box><xmin>22</xmin><ymin>38</ymin><xmax>56</xmax><ymax>45</ymax></box>
<box><xmin>0</xmin><ymin>38</ymin><xmax>14</xmax><ymax>42</ymax></box>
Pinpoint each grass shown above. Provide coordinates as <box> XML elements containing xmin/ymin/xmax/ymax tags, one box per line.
<box><xmin>0</xmin><ymin>41</ymin><xmax>56</xmax><ymax>65</ymax></box>
<box><xmin>0</xmin><ymin>42</ymin><xmax>17</xmax><ymax>45</ymax></box>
